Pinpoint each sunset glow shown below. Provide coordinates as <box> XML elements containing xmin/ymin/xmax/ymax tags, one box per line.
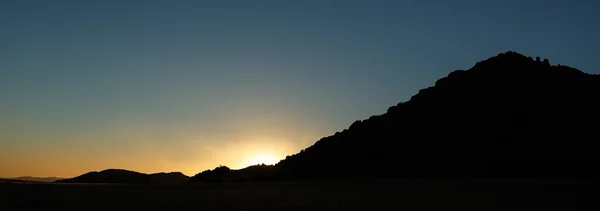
<box><xmin>247</xmin><ymin>154</ymin><xmax>279</xmax><ymax>166</ymax></box>
<box><xmin>2</xmin><ymin>0</ymin><xmax>597</xmax><ymax>180</ymax></box>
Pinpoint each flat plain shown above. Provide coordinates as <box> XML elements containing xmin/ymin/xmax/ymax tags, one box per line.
<box><xmin>0</xmin><ymin>178</ymin><xmax>579</xmax><ymax>211</ymax></box>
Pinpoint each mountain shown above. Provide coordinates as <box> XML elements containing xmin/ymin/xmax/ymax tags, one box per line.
<box><xmin>190</xmin><ymin>165</ymin><xmax>276</xmax><ymax>183</ymax></box>
<box><xmin>190</xmin><ymin>51</ymin><xmax>599</xmax><ymax>183</ymax></box>
<box><xmin>56</xmin><ymin>169</ymin><xmax>189</xmax><ymax>184</ymax></box>
<box><xmin>11</xmin><ymin>176</ymin><xmax>63</xmax><ymax>182</ymax></box>
<box><xmin>0</xmin><ymin>178</ymin><xmax>36</xmax><ymax>183</ymax></box>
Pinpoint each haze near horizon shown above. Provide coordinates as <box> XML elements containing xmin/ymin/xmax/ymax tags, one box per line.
<box><xmin>1</xmin><ymin>0</ymin><xmax>599</xmax><ymax>178</ymax></box>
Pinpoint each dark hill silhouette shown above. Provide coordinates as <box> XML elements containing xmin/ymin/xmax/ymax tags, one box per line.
<box><xmin>56</xmin><ymin>169</ymin><xmax>189</xmax><ymax>184</ymax></box>
<box><xmin>11</xmin><ymin>176</ymin><xmax>63</xmax><ymax>182</ymax></box>
<box><xmin>0</xmin><ymin>178</ymin><xmax>45</xmax><ymax>183</ymax></box>
<box><xmin>190</xmin><ymin>51</ymin><xmax>599</xmax><ymax>183</ymax></box>
<box><xmin>190</xmin><ymin>164</ymin><xmax>276</xmax><ymax>183</ymax></box>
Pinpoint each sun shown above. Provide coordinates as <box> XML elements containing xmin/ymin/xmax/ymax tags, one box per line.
<box><xmin>248</xmin><ymin>154</ymin><xmax>279</xmax><ymax>166</ymax></box>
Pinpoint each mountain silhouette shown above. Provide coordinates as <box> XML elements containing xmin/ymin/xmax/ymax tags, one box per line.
<box><xmin>190</xmin><ymin>164</ymin><xmax>276</xmax><ymax>183</ymax></box>
<box><xmin>10</xmin><ymin>176</ymin><xmax>64</xmax><ymax>182</ymax></box>
<box><xmin>190</xmin><ymin>51</ymin><xmax>598</xmax><ymax>183</ymax></box>
<box><xmin>0</xmin><ymin>178</ymin><xmax>45</xmax><ymax>183</ymax></box>
<box><xmin>56</xmin><ymin>169</ymin><xmax>189</xmax><ymax>184</ymax></box>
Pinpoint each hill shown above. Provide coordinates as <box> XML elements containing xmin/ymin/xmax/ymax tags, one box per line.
<box><xmin>0</xmin><ymin>178</ymin><xmax>34</xmax><ymax>183</ymax></box>
<box><xmin>190</xmin><ymin>51</ymin><xmax>599</xmax><ymax>183</ymax></box>
<box><xmin>56</xmin><ymin>169</ymin><xmax>189</xmax><ymax>184</ymax></box>
<box><xmin>11</xmin><ymin>176</ymin><xmax>63</xmax><ymax>183</ymax></box>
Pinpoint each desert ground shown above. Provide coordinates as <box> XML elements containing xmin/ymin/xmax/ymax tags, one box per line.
<box><xmin>1</xmin><ymin>178</ymin><xmax>578</xmax><ymax>211</ymax></box>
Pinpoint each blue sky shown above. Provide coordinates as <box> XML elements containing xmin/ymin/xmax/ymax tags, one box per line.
<box><xmin>1</xmin><ymin>0</ymin><xmax>599</xmax><ymax>177</ymax></box>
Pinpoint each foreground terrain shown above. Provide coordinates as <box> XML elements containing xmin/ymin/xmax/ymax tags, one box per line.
<box><xmin>1</xmin><ymin>179</ymin><xmax>578</xmax><ymax>211</ymax></box>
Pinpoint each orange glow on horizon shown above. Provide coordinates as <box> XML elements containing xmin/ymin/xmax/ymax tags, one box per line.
<box><xmin>0</xmin><ymin>122</ymin><xmax>322</xmax><ymax>178</ymax></box>
<box><xmin>245</xmin><ymin>154</ymin><xmax>279</xmax><ymax>166</ymax></box>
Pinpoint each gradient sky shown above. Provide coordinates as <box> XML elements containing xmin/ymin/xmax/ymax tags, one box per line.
<box><xmin>1</xmin><ymin>0</ymin><xmax>599</xmax><ymax>178</ymax></box>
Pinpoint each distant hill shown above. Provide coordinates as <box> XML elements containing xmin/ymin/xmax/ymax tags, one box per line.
<box><xmin>190</xmin><ymin>51</ymin><xmax>599</xmax><ymax>183</ymax></box>
<box><xmin>190</xmin><ymin>165</ymin><xmax>276</xmax><ymax>183</ymax></box>
<box><xmin>0</xmin><ymin>178</ymin><xmax>30</xmax><ymax>183</ymax></box>
<box><xmin>56</xmin><ymin>169</ymin><xmax>189</xmax><ymax>184</ymax></box>
<box><xmin>11</xmin><ymin>176</ymin><xmax>63</xmax><ymax>182</ymax></box>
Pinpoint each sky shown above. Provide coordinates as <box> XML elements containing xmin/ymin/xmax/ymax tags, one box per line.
<box><xmin>1</xmin><ymin>0</ymin><xmax>599</xmax><ymax>178</ymax></box>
